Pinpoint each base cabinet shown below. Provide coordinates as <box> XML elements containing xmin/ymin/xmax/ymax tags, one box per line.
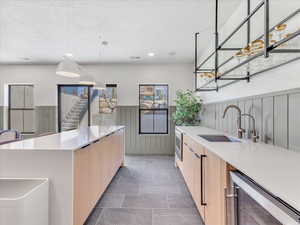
<box><xmin>74</xmin><ymin>146</ymin><xmax>92</xmax><ymax>225</ymax></box>
<box><xmin>182</xmin><ymin>142</ymin><xmax>194</xmax><ymax>194</ymax></box>
<box><xmin>73</xmin><ymin>129</ymin><xmax>125</xmax><ymax>225</ymax></box>
<box><xmin>180</xmin><ymin>134</ymin><xmax>227</xmax><ymax>225</ymax></box>
<box><xmin>204</xmin><ymin>149</ymin><xmax>227</xmax><ymax>225</ymax></box>
<box><xmin>193</xmin><ymin>145</ymin><xmax>206</xmax><ymax>219</ymax></box>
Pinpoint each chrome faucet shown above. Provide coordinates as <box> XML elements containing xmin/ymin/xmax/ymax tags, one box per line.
<box><xmin>223</xmin><ymin>105</ymin><xmax>245</xmax><ymax>139</ymax></box>
<box><xmin>241</xmin><ymin>114</ymin><xmax>259</xmax><ymax>143</ymax></box>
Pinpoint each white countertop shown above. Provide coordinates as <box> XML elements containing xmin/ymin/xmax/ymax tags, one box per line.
<box><xmin>176</xmin><ymin>126</ymin><xmax>300</xmax><ymax>211</ymax></box>
<box><xmin>0</xmin><ymin>126</ymin><xmax>124</xmax><ymax>151</ymax></box>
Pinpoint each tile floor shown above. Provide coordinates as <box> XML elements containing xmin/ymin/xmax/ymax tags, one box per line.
<box><xmin>84</xmin><ymin>156</ymin><xmax>204</xmax><ymax>225</ymax></box>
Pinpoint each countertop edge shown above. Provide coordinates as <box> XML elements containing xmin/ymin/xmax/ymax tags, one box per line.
<box><xmin>0</xmin><ymin>126</ymin><xmax>125</xmax><ymax>152</ymax></box>
<box><xmin>73</xmin><ymin>126</ymin><xmax>125</xmax><ymax>151</ymax></box>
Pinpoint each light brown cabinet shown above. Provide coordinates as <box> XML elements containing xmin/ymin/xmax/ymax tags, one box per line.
<box><xmin>74</xmin><ymin>145</ymin><xmax>93</xmax><ymax>225</ymax></box>
<box><xmin>193</xmin><ymin>144</ymin><xmax>206</xmax><ymax>219</ymax></box>
<box><xmin>179</xmin><ymin>134</ymin><xmax>227</xmax><ymax>225</ymax></box>
<box><xmin>182</xmin><ymin>142</ymin><xmax>194</xmax><ymax>194</ymax></box>
<box><xmin>204</xmin><ymin>149</ymin><xmax>227</xmax><ymax>225</ymax></box>
<box><xmin>73</xmin><ymin>129</ymin><xmax>125</xmax><ymax>225</ymax></box>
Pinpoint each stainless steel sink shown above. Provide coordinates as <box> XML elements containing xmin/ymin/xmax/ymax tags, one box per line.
<box><xmin>198</xmin><ymin>135</ymin><xmax>241</xmax><ymax>142</ymax></box>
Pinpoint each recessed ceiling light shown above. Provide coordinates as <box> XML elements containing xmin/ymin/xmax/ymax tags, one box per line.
<box><xmin>65</xmin><ymin>53</ymin><xmax>73</xmax><ymax>57</ymax></box>
<box><xmin>147</xmin><ymin>52</ymin><xmax>155</xmax><ymax>57</ymax></box>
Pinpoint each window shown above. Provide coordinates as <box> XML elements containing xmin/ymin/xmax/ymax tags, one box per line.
<box><xmin>99</xmin><ymin>84</ymin><xmax>117</xmax><ymax>114</ymax></box>
<box><xmin>139</xmin><ymin>84</ymin><xmax>168</xmax><ymax>134</ymax></box>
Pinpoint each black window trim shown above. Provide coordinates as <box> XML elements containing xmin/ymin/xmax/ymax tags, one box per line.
<box><xmin>57</xmin><ymin>84</ymin><xmax>93</xmax><ymax>133</ymax></box>
<box><xmin>139</xmin><ymin>84</ymin><xmax>169</xmax><ymax>135</ymax></box>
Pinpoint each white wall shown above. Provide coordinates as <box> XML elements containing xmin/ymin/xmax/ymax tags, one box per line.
<box><xmin>197</xmin><ymin>0</ymin><xmax>300</xmax><ymax>103</ymax></box>
<box><xmin>87</xmin><ymin>63</ymin><xmax>194</xmax><ymax>106</ymax></box>
<box><xmin>0</xmin><ymin>63</ymin><xmax>194</xmax><ymax>106</ymax></box>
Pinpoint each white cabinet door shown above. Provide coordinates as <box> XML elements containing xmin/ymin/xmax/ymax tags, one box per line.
<box><xmin>10</xmin><ymin>110</ymin><xmax>23</xmax><ymax>132</ymax></box>
<box><xmin>24</xmin><ymin>110</ymin><xmax>35</xmax><ymax>133</ymax></box>
<box><xmin>24</xmin><ymin>86</ymin><xmax>34</xmax><ymax>108</ymax></box>
<box><xmin>10</xmin><ymin>86</ymin><xmax>25</xmax><ymax>108</ymax></box>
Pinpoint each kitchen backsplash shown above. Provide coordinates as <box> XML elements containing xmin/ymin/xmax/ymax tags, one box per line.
<box><xmin>201</xmin><ymin>88</ymin><xmax>300</xmax><ymax>152</ymax></box>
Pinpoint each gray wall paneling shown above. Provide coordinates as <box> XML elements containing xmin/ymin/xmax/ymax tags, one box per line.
<box><xmin>244</xmin><ymin>99</ymin><xmax>253</xmax><ymax>139</ymax></box>
<box><xmin>201</xmin><ymin>88</ymin><xmax>300</xmax><ymax>152</ymax></box>
<box><xmin>211</xmin><ymin>100</ymin><xmax>238</xmax><ymax>136</ymax></box>
<box><xmin>237</xmin><ymin>100</ymin><xmax>246</xmax><ymax>132</ymax></box>
<box><xmin>223</xmin><ymin>101</ymin><xmax>232</xmax><ymax>135</ymax></box>
<box><xmin>262</xmin><ymin>97</ymin><xmax>274</xmax><ymax>144</ymax></box>
<box><xmin>117</xmin><ymin>106</ymin><xmax>175</xmax><ymax>155</ymax></box>
<box><xmin>210</xmin><ymin>104</ymin><xmax>216</xmax><ymax>129</ymax></box>
<box><xmin>228</xmin><ymin>100</ymin><xmax>237</xmax><ymax>136</ymax></box>
<box><xmin>215</xmin><ymin>104</ymin><xmax>222</xmax><ymax>131</ymax></box>
<box><xmin>252</xmin><ymin>98</ymin><xmax>263</xmax><ymax>141</ymax></box>
<box><xmin>288</xmin><ymin>93</ymin><xmax>300</xmax><ymax>151</ymax></box>
<box><xmin>220</xmin><ymin>103</ymin><xmax>228</xmax><ymax>133</ymax></box>
<box><xmin>232</xmin><ymin>100</ymin><xmax>239</xmax><ymax>136</ymax></box>
<box><xmin>274</xmin><ymin>95</ymin><xmax>288</xmax><ymax>148</ymax></box>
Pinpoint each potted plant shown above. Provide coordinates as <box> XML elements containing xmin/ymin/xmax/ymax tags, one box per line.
<box><xmin>172</xmin><ymin>90</ymin><xmax>203</xmax><ymax>126</ymax></box>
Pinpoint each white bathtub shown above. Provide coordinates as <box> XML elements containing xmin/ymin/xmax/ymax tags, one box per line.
<box><xmin>0</xmin><ymin>178</ymin><xmax>49</xmax><ymax>225</ymax></box>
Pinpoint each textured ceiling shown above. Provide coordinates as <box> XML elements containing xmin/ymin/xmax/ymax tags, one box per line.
<box><xmin>0</xmin><ymin>0</ymin><xmax>241</xmax><ymax>64</ymax></box>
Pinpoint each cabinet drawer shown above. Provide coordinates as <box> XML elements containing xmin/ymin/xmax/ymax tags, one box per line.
<box><xmin>183</xmin><ymin>134</ymin><xmax>205</xmax><ymax>155</ymax></box>
<box><xmin>183</xmin><ymin>134</ymin><xmax>196</xmax><ymax>149</ymax></box>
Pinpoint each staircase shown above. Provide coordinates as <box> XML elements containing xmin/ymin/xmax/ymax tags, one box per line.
<box><xmin>61</xmin><ymin>97</ymin><xmax>89</xmax><ymax>131</ymax></box>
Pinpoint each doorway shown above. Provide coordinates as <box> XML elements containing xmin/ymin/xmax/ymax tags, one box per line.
<box><xmin>57</xmin><ymin>85</ymin><xmax>92</xmax><ymax>132</ymax></box>
<box><xmin>8</xmin><ymin>84</ymin><xmax>35</xmax><ymax>136</ymax></box>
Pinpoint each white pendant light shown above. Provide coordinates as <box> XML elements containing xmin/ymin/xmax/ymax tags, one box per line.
<box><xmin>94</xmin><ymin>81</ymin><xmax>106</xmax><ymax>90</ymax></box>
<box><xmin>78</xmin><ymin>68</ymin><xmax>96</xmax><ymax>85</ymax></box>
<box><xmin>56</xmin><ymin>56</ymin><xmax>81</xmax><ymax>78</ymax></box>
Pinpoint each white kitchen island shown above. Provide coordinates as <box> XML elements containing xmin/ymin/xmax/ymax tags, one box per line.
<box><xmin>0</xmin><ymin>126</ymin><xmax>125</xmax><ymax>225</ymax></box>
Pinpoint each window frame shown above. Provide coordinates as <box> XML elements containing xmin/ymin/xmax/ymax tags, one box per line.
<box><xmin>138</xmin><ymin>84</ymin><xmax>169</xmax><ymax>135</ymax></box>
<box><xmin>57</xmin><ymin>84</ymin><xmax>93</xmax><ymax>132</ymax></box>
<box><xmin>99</xmin><ymin>84</ymin><xmax>117</xmax><ymax>114</ymax></box>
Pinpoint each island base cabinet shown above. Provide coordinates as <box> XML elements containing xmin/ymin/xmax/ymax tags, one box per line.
<box><xmin>74</xmin><ymin>145</ymin><xmax>93</xmax><ymax>225</ymax></box>
<box><xmin>73</xmin><ymin>129</ymin><xmax>125</xmax><ymax>225</ymax></box>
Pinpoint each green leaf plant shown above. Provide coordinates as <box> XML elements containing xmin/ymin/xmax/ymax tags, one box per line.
<box><xmin>172</xmin><ymin>89</ymin><xmax>203</xmax><ymax>126</ymax></box>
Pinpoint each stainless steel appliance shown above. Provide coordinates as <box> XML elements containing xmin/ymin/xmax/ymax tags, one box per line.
<box><xmin>175</xmin><ymin>129</ymin><xmax>183</xmax><ymax>161</ymax></box>
<box><xmin>228</xmin><ymin>171</ymin><xmax>300</xmax><ymax>225</ymax></box>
